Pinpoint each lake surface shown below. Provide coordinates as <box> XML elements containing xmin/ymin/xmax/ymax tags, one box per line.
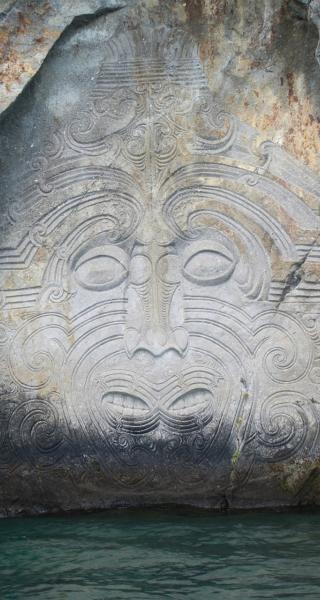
<box><xmin>0</xmin><ymin>508</ymin><xmax>319</xmax><ymax>599</ymax></box>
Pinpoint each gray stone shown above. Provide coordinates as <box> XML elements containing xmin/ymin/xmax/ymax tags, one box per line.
<box><xmin>310</xmin><ymin>0</ymin><xmax>320</xmax><ymax>66</ymax></box>
<box><xmin>0</xmin><ymin>0</ymin><xmax>127</xmax><ymax>114</ymax></box>
<box><xmin>1</xmin><ymin>1</ymin><xmax>320</xmax><ymax>516</ymax></box>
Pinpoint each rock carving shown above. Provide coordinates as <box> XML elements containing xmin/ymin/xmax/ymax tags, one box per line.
<box><xmin>1</xmin><ymin>17</ymin><xmax>320</xmax><ymax>513</ymax></box>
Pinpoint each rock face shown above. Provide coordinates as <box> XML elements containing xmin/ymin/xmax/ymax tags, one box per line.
<box><xmin>1</xmin><ymin>1</ymin><xmax>320</xmax><ymax>516</ymax></box>
<box><xmin>0</xmin><ymin>0</ymin><xmax>127</xmax><ymax>114</ymax></box>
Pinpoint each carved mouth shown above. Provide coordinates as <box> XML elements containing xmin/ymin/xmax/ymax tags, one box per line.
<box><xmin>100</xmin><ymin>388</ymin><xmax>214</xmax><ymax>434</ymax></box>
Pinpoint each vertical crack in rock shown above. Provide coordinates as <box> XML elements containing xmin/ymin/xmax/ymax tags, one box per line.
<box><xmin>276</xmin><ymin>233</ymin><xmax>320</xmax><ymax>308</ymax></box>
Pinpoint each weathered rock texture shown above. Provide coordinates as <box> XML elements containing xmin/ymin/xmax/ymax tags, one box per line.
<box><xmin>0</xmin><ymin>0</ymin><xmax>127</xmax><ymax>114</ymax></box>
<box><xmin>0</xmin><ymin>0</ymin><xmax>320</xmax><ymax>516</ymax></box>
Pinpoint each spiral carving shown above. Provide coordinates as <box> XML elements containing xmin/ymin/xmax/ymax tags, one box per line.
<box><xmin>257</xmin><ymin>314</ymin><xmax>312</xmax><ymax>383</ymax></box>
<box><xmin>43</xmin><ymin>129</ymin><xmax>64</xmax><ymax>160</ymax></box>
<box><xmin>40</xmin><ymin>284</ymin><xmax>73</xmax><ymax>304</ymax></box>
<box><xmin>9</xmin><ymin>395</ymin><xmax>66</xmax><ymax>467</ymax></box>
<box><xmin>256</xmin><ymin>391</ymin><xmax>318</xmax><ymax>462</ymax></box>
<box><xmin>9</xmin><ymin>315</ymin><xmax>67</xmax><ymax>390</ymax></box>
<box><xmin>29</xmin><ymin>223</ymin><xmax>47</xmax><ymax>247</ymax></box>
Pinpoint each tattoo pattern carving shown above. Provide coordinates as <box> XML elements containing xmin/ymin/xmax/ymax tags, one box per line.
<box><xmin>1</xmin><ymin>24</ymin><xmax>320</xmax><ymax>508</ymax></box>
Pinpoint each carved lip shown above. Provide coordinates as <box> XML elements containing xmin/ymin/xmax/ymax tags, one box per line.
<box><xmin>100</xmin><ymin>388</ymin><xmax>214</xmax><ymax>434</ymax></box>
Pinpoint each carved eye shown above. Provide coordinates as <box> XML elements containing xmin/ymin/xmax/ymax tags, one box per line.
<box><xmin>183</xmin><ymin>241</ymin><xmax>236</xmax><ymax>285</ymax></box>
<box><xmin>74</xmin><ymin>247</ymin><xmax>128</xmax><ymax>290</ymax></box>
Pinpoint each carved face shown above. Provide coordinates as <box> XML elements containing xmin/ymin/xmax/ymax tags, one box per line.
<box><xmin>1</xmin><ymin>24</ymin><xmax>320</xmax><ymax>495</ymax></box>
<box><xmin>47</xmin><ymin>207</ymin><xmax>243</xmax><ymax>472</ymax></box>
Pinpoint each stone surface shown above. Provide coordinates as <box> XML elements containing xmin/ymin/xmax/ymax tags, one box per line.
<box><xmin>310</xmin><ymin>0</ymin><xmax>320</xmax><ymax>67</ymax></box>
<box><xmin>1</xmin><ymin>1</ymin><xmax>320</xmax><ymax>516</ymax></box>
<box><xmin>0</xmin><ymin>0</ymin><xmax>127</xmax><ymax>114</ymax></box>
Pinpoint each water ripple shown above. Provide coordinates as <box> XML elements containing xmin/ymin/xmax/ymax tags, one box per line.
<box><xmin>0</xmin><ymin>509</ymin><xmax>320</xmax><ymax>599</ymax></box>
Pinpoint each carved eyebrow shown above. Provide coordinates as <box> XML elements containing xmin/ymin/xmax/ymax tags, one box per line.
<box><xmin>161</xmin><ymin>162</ymin><xmax>318</xmax><ymax>229</ymax></box>
<box><xmin>163</xmin><ymin>186</ymin><xmax>297</xmax><ymax>262</ymax></box>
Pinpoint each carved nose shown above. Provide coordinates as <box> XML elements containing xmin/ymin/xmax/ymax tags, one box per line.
<box><xmin>125</xmin><ymin>325</ymin><xmax>188</xmax><ymax>357</ymax></box>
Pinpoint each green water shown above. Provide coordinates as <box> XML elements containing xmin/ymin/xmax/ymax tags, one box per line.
<box><xmin>0</xmin><ymin>509</ymin><xmax>320</xmax><ymax>599</ymax></box>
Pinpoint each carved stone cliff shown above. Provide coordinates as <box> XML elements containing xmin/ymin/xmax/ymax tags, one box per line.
<box><xmin>0</xmin><ymin>0</ymin><xmax>320</xmax><ymax>515</ymax></box>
